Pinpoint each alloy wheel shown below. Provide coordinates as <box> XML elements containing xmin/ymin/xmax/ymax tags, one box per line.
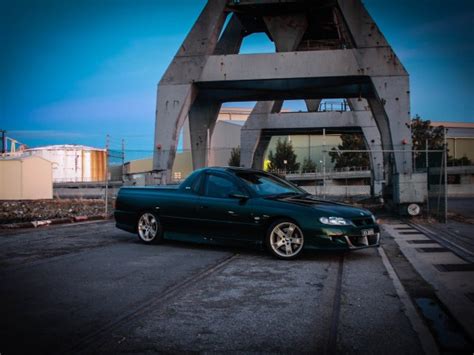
<box><xmin>269</xmin><ymin>222</ymin><xmax>304</xmax><ymax>258</ymax></box>
<box><xmin>138</xmin><ymin>213</ymin><xmax>159</xmax><ymax>242</ymax></box>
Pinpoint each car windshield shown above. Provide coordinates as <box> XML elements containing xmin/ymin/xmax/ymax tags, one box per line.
<box><xmin>236</xmin><ymin>172</ymin><xmax>305</xmax><ymax>197</ymax></box>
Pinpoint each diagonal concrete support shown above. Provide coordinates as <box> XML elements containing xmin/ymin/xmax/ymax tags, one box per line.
<box><xmin>263</xmin><ymin>14</ymin><xmax>308</xmax><ymax>52</ymax></box>
<box><xmin>305</xmin><ymin>99</ymin><xmax>322</xmax><ymax>112</ymax></box>
<box><xmin>153</xmin><ymin>0</ymin><xmax>228</xmax><ymax>181</ymax></box>
<box><xmin>241</xmin><ymin>110</ymin><xmax>384</xmax><ymax>196</ymax></box>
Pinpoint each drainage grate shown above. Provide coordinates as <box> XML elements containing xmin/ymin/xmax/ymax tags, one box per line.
<box><xmin>407</xmin><ymin>240</ymin><xmax>440</xmax><ymax>244</ymax></box>
<box><xmin>394</xmin><ymin>227</ymin><xmax>413</xmax><ymax>230</ymax></box>
<box><xmin>434</xmin><ymin>264</ymin><xmax>474</xmax><ymax>272</ymax></box>
<box><xmin>399</xmin><ymin>231</ymin><xmax>425</xmax><ymax>235</ymax></box>
<box><xmin>416</xmin><ymin>247</ymin><xmax>449</xmax><ymax>253</ymax></box>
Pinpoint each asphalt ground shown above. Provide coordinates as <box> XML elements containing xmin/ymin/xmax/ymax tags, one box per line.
<box><xmin>0</xmin><ymin>221</ymin><xmax>428</xmax><ymax>354</ymax></box>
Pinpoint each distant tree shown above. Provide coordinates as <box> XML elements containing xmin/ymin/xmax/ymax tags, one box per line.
<box><xmin>411</xmin><ymin>115</ymin><xmax>445</xmax><ymax>150</ymax></box>
<box><xmin>329</xmin><ymin>134</ymin><xmax>370</xmax><ymax>169</ymax></box>
<box><xmin>411</xmin><ymin>115</ymin><xmax>445</xmax><ymax>168</ymax></box>
<box><xmin>301</xmin><ymin>157</ymin><xmax>317</xmax><ymax>173</ymax></box>
<box><xmin>228</xmin><ymin>147</ymin><xmax>240</xmax><ymax>167</ymax></box>
<box><xmin>448</xmin><ymin>156</ymin><xmax>471</xmax><ymax>166</ymax></box>
<box><xmin>267</xmin><ymin>138</ymin><xmax>300</xmax><ymax>172</ymax></box>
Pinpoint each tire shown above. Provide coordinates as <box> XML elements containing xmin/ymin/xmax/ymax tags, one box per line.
<box><xmin>266</xmin><ymin>219</ymin><xmax>304</xmax><ymax>260</ymax></box>
<box><xmin>136</xmin><ymin>212</ymin><xmax>163</xmax><ymax>244</ymax></box>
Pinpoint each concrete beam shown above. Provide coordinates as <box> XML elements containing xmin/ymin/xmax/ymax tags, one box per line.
<box><xmin>243</xmin><ymin>111</ymin><xmax>374</xmax><ymax>130</ymax></box>
<box><xmin>190</xmin><ymin>48</ymin><xmax>407</xmax><ymax>84</ymax></box>
<box><xmin>241</xmin><ymin>110</ymin><xmax>384</xmax><ymax>195</ymax></box>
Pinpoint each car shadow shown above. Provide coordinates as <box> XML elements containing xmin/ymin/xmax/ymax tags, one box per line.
<box><xmin>119</xmin><ymin>235</ymin><xmax>351</xmax><ymax>262</ymax></box>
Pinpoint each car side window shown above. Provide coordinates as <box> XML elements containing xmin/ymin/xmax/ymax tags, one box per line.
<box><xmin>204</xmin><ymin>174</ymin><xmax>241</xmax><ymax>199</ymax></box>
<box><xmin>190</xmin><ymin>173</ymin><xmax>204</xmax><ymax>194</ymax></box>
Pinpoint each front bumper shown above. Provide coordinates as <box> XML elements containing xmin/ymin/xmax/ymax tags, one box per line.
<box><xmin>342</xmin><ymin>233</ymin><xmax>380</xmax><ymax>249</ymax></box>
<box><xmin>304</xmin><ymin>224</ymin><xmax>380</xmax><ymax>250</ymax></box>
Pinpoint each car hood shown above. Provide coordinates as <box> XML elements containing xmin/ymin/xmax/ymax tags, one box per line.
<box><xmin>271</xmin><ymin>195</ymin><xmax>373</xmax><ymax>218</ymax></box>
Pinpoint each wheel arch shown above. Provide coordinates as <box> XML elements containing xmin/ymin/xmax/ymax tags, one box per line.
<box><xmin>262</xmin><ymin>215</ymin><xmax>301</xmax><ymax>239</ymax></box>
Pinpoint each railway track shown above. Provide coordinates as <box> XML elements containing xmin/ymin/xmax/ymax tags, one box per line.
<box><xmin>69</xmin><ymin>253</ymin><xmax>239</xmax><ymax>354</ymax></box>
<box><xmin>407</xmin><ymin>221</ymin><xmax>474</xmax><ymax>263</ymax></box>
<box><xmin>324</xmin><ymin>254</ymin><xmax>345</xmax><ymax>355</ymax></box>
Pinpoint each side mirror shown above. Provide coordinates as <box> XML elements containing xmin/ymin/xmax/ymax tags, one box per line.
<box><xmin>228</xmin><ymin>192</ymin><xmax>249</xmax><ymax>200</ymax></box>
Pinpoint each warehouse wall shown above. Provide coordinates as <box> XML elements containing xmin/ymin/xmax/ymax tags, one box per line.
<box><xmin>0</xmin><ymin>157</ymin><xmax>52</xmax><ymax>200</ymax></box>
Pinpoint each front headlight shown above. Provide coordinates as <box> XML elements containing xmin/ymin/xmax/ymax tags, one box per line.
<box><xmin>319</xmin><ymin>217</ymin><xmax>351</xmax><ymax>226</ymax></box>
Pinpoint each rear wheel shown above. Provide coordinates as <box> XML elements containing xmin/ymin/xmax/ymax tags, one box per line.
<box><xmin>137</xmin><ymin>212</ymin><xmax>163</xmax><ymax>244</ymax></box>
<box><xmin>266</xmin><ymin>220</ymin><xmax>304</xmax><ymax>260</ymax></box>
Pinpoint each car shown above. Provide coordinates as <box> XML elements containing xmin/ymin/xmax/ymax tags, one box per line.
<box><xmin>114</xmin><ymin>167</ymin><xmax>380</xmax><ymax>259</ymax></box>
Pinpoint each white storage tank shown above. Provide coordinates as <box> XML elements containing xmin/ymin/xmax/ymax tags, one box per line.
<box><xmin>26</xmin><ymin>145</ymin><xmax>107</xmax><ymax>183</ymax></box>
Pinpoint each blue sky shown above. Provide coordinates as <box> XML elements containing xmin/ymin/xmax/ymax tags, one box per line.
<box><xmin>1</xmin><ymin>0</ymin><xmax>473</xmax><ymax>154</ymax></box>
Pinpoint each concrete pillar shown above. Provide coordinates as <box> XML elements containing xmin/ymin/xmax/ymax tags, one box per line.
<box><xmin>153</xmin><ymin>84</ymin><xmax>196</xmax><ymax>182</ymax></box>
<box><xmin>240</xmin><ymin>101</ymin><xmax>281</xmax><ymax>168</ymax></box>
<box><xmin>153</xmin><ymin>0</ymin><xmax>228</xmax><ymax>181</ymax></box>
<box><xmin>240</xmin><ymin>129</ymin><xmax>262</xmax><ymax>169</ymax></box>
<box><xmin>188</xmin><ymin>100</ymin><xmax>221</xmax><ymax>169</ymax></box>
<box><xmin>361</xmin><ymin>125</ymin><xmax>384</xmax><ymax>196</ymax></box>
<box><xmin>371</xmin><ymin>76</ymin><xmax>412</xmax><ymax>175</ymax></box>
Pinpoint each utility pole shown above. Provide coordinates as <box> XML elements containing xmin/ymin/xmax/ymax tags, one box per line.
<box><xmin>425</xmin><ymin>139</ymin><xmax>429</xmax><ymax>216</ymax></box>
<box><xmin>105</xmin><ymin>134</ymin><xmax>110</xmax><ymax>217</ymax></box>
<box><xmin>121</xmin><ymin>138</ymin><xmax>125</xmax><ymax>183</ymax></box>
<box><xmin>322</xmin><ymin>128</ymin><xmax>326</xmax><ymax>199</ymax></box>
<box><xmin>0</xmin><ymin>130</ymin><xmax>6</xmax><ymax>154</ymax></box>
<box><xmin>444</xmin><ymin>128</ymin><xmax>448</xmax><ymax>223</ymax></box>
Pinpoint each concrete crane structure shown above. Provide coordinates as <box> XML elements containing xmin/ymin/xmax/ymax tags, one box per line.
<box><xmin>153</xmin><ymin>0</ymin><xmax>426</xmax><ymax>207</ymax></box>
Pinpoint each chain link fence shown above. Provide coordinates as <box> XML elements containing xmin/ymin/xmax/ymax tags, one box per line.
<box><xmin>50</xmin><ymin>130</ymin><xmax>472</xmax><ymax>222</ymax></box>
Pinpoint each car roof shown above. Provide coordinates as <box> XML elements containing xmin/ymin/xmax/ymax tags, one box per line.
<box><xmin>206</xmin><ymin>166</ymin><xmax>266</xmax><ymax>174</ymax></box>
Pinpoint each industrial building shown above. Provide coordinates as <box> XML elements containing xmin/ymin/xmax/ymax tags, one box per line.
<box><xmin>431</xmin><ymin>122</ymin><xmax>474</xmax><ymax>162</ymax></box>
<box><xmin>0</xmin><ymin>156</ymin><xmax>53</xmax><ymax>200</ymax></box>
<box><xmin>26</xmin><ymin>145</ymin><xmax>107</xmax><ymax>183</ymax></box>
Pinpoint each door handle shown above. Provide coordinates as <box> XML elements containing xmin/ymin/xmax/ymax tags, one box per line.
<box><xmin>199</xmin><ymin>205</ymin><xmax>209</xmax><ymax>209</ymax></box>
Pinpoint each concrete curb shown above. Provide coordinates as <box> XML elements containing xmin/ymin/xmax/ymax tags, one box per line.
<box><xmin>0</xmin><ymin>215</ymin><xmax>110</xmax><ymax>229</ymax></box>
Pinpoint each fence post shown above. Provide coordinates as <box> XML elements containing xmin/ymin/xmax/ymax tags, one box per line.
<box><xmin>121</xmin><ymin>139</ymin><xmax>125</xmax><ymax>183</ymax></box>
<box><xmin>105</xmin><ymin>134</ymin><xmax>109</xmax><ymax>217</ymax></box>
<box><xmin>425</xmin><ymin>139</ymin><xmax>429</xmax><ymax>216</ymax></box>
<box><xmin>444</xmin><ymin>128</ymin><xmax>448</xmax><ymax>223</ymax></box>
<box><xmin>323</xmin><ymin>128</ymin><xmax>326</xmax><ymax>199</ymax></box>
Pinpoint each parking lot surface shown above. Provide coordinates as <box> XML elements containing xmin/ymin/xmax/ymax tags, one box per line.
<box><xmin>0</xmin><ymin>221</ymin><xmax>428</xmax><ymax>354</ymax></box>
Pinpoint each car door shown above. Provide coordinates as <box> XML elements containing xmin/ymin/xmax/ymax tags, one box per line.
<box><xmin>159</xmin><ymin>172</ymin><xmax>203</xmax><ymax>236</ymax></box>
<box><xmin>197</xmin><ymin>172</ymin><xmax>259</xmax><ymax>244</ymax></box>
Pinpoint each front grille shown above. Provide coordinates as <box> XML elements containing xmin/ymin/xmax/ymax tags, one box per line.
<box><xmin>347</xmin><ymin>235</ymin><xmax>369</xmax><ymax>247</ymax></box>
<box><xmin>346</xmin><ymin>234</ymin><xmax>379</xmax><ymax>247</ymax></box>
<box><xmin>351</xmin><ymin>218</ymin><xmax>374</xmax><ymax>227</ymax></box>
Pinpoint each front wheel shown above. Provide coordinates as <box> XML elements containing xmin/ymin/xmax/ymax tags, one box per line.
<box><xmin>137</xmin><ymin>212</ymin><xmax>163</xmax><ymax>244</ymax></box>
<box><xmin>266</xmin><ymin>220</ymin><xmax>304</xmax><ymax>260</ymax></box>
